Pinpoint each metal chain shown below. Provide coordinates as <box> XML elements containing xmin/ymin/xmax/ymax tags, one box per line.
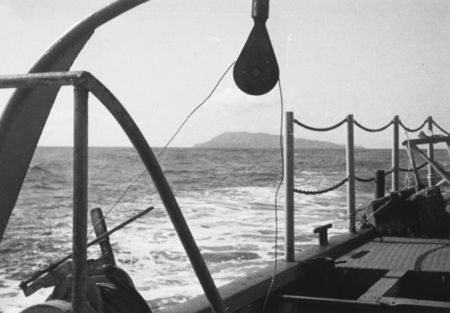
<box><xmin>354</xmin><ymin>167</ymin><xmax>394</xmax><ymax>183</ymax></box>
<box><xmin>432</xmin><ymin>120</ymin><xmax>450</xmax><ymax>136</ymax></box>
<box><xmin>295</xmin><ymin>166</ymin><xmax>395</xmax><ymax>195</ymax></box>
<box><xmin>399</xmin><ymin>119</ymin><xmax>427</xmax><ymax>132</ymax></box>
<box><xmin>354</xmin><ymin>119</ymin><xmax>393</xmax><ymax>132</ymax></box>
<box><xmin>294</xmin><ymin>177</ymin><xmax>348</xmax><ymax>195</ymax></box>
<box><xmin>355</xmin><ymin>175</ymin><xmax>375</xmax><ymax>183</ymax></box>
<box><xmin>399</xmin><ymin>162</ymin><xmax>428</xmax><ymax>172</ymax></box>
<box><xmin>294</xmin><ymin>118</ymin><xmax>347</xmax><ymax>132</ymax></box>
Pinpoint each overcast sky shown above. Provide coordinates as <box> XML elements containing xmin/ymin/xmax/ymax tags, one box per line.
<box><xmin>1</xmin><ymin>0</ymin><xmax>449</xmax><ymax>148</ymax></box>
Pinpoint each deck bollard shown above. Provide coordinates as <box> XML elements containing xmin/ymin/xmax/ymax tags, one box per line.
<box><xmin>375</xmin><ymin>170</ymin><xmax>385</xmax><ymax>199</ymax></box>
<box><xmin>313</xmin><ymin>224</ymin><xmax>332</xmax><ymax>246</ymax></box>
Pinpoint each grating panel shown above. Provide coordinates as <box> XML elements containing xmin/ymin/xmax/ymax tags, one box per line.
<box><xmin>336</xmin><ymin>237</ymin><xmax>450</xmax><ymax>272</ymax></box>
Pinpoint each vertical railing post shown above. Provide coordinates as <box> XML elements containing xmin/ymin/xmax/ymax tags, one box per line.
<box><xmin>284</xmin><ymin>112</ymin><xmax>294</xmax><ymax>262</ymax></box>
<box><xmin>427</xmin><ymin>116</ymin><xmax>435</xmax><ymax>187</ymax></box>
<box><xmin>73</xmin><ymin>84</ymin><xmax>89</xmax><ymax>313</ymax></box>
<box><xmin>346</xmin><ymin>115</ymin><xmax>356</xmax><ymax>233</ymax></box>
<box><xmin>392</xmin><ymin>116</ymin><xmax>399</xmax><ymax>191</ymax></box>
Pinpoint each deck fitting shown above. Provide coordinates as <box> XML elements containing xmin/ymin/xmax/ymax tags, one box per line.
<box><xmin>313</xmin><ymin>224</ymin><xmax>332</xmax><ymax>246</ymax></box>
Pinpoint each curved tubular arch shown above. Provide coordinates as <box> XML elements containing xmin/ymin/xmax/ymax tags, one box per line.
<box><xmin>0</xmin><ymin>69</ymin><xmax>227</xmax><ymax>312</ymax></box>
<box><xmin>0</xmin><ymin>0</ymin><xmax>148</xmax><ymax>242</ymax></box>
<box><xmin>85</xmin><ymin>73</ymin><xmax>227</xmax><ymax>312</ymax></box>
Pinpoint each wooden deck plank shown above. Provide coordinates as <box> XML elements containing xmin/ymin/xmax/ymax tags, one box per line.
<box><xmin>357</xmin><ymin>269</ymin><xmax>407</xmax><ymax>304</ymax></box>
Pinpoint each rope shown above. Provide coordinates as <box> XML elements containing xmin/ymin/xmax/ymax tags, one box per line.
<box><xmin>399</xmin><ymin>119</ymin><xmax>427</xmax><ymax>132</ymax></box>
<box><xmin>432</xmin><ymin>120</ymin><xmax>450</xmax><ymax>136</ymax></box>
<box><xmin>294</xmin><ymin>118</ymin><xmax>347</xmax><ymax>132</ymax></box>
<box><xmin>87</xmin><ymin>61</ymin><xmax>236</xmax><ymax>241</ymax></box>
<box><xmin>354</xmin><ymin>119</ymin><xmax>393</xmax><ymax>132</ymax></box>
<box><xmin>399</xmin><ymin>162</ymin><xmax>428</xmax><ymax>172</ymax></box>
<box><xmin>355</xmin><ymin>196</ymin><xmax>388</xmax><ymax>216</ymax></box>
<box><xmin>262</xmin><ymin>80</ymin><xmax>284</xmax><ymax>313</ymax></box>
<box><xmin>294</xmin><ymin>177</ymin><xmax>348</xmax><ymax>195</ymax></box>
<box><xmin>365</xmin><ymin>199</ymin><xmax>391</xmax><ymax>222</ymax></box>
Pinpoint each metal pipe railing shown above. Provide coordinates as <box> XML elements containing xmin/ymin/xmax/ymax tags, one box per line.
<box><xmin>72</xmin><ymin>84</ymin><xmax>89</xmax><ymax>313</ymax></box>
<box><xmin>392</xmin><ymin>116</ymin><xmax>400</xmax><ymax>191</ymax></box>
<box><xmin>346</xmin><ymin>114</ymin><xmax>356</xmax><ymax>233</ymax></box>
<box><xmin>427</xmin><ymin>116</ymin><xmax>435</xmax><ymax>186</ymax></box>
<box><xmin>284</xmin><ymin>112</ymin><xmax>294</xmax><ymax>262</ymax></box>
<box><xmin>0</xmin><ymin>72</ymin><xmax>227</xmax><ymax>313</ymax></box>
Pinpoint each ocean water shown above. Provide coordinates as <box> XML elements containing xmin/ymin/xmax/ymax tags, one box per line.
<box><xmin>0</xmin><ymin>147</ymin><xmax>447</xmax><ymax>312</ymax></box>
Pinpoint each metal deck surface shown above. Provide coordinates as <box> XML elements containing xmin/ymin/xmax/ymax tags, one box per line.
<box><xmin>336</xmin><ymin>236</ymin><xmax>450</xmax><ymax>272</ymax></box>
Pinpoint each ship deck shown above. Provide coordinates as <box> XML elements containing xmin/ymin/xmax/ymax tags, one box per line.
<box><xmin>336</xmin><ymin>236</ymin><xmax>450</xmax><ymax>272</ymax></box>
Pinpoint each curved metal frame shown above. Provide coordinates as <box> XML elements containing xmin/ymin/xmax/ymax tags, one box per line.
<box><xmin>0</xmin><ymin>1</ymin><xmax>227</xmax><ymax>311</ymax></box>
<box><xmin>0</xmin><ymin>0</ymin><xmax>148</xmax><ymax>243</ymax></box>
<box><xmin>0</xmin><ymin>71</ymin><xmax>227</xmax><ymax>312</ymax></box>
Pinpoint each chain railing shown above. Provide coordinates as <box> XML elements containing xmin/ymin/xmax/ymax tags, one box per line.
<box><xmin>291</xmin><ymin>116</ymin><xmax>447</xmax><ymax>196</ymax></box>
<box><xmin>294</xmin><ymin>177</ymin><xmax>349</xmax><ymax>195</ymax></box>
<box><xmin>399</xmin><ymin>120</ymin><xmax>428</xmax><ymax>132</ymax></box>
<box><xmin>284</xmin><ymin>112</ymin><xmax>450</xmax><ymax>257</ymax></box>
<box><xmin>294</xmin><ymin>118</ymin><xmax>347</xmax><ymax>132</ymax></box>
<box><xmin>399</xmin><ymin>162</ymin><xmax>428</xmax><ymax>172</ymax></box>
<box><xmin>433</xmin><ymin>120</ymin><xmax>450</xmax><ymax>136</ymax></box>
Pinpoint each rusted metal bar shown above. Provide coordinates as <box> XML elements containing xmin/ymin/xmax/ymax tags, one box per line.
<box><xmin>346</xmin><ymin>115</ymin><xmax>356</xmax><ymax>233</ymax></box>
<box><xmin>72</xmin><ymin>84</ymin><xmax>89</xmax><ymax>313</ymax></box>
<box><xmin>392</xmin><ymin>116</ymin><xmax>399</xmax><ymax>191</ymax></box>
<box><xmin>90</xmin><ymin>208</ymin><xmax>116</xmax><ymax>265</ymax></box>
<box><xmin>85</xmin><ymin>77</ymin><xmax>227</xmax><ymax>313</ymax></box>
<box><xmin>284</xmin><ymin>112</ymin><xmax>294</xmax><ymax>262</ymax></box>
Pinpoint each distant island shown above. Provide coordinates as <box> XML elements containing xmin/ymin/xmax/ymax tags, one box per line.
<box><xmin>193</xmin><ymin>132</ymin><xmax>364</xmax><ymax>149</ymax></box>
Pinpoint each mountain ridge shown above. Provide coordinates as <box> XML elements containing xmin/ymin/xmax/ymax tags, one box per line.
<box><xmin>193</xmin><ymin>132</ymin><xmax>364</xmax><ymax>149</ymax></box>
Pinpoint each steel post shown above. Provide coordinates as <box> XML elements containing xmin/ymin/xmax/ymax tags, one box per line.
<box><xmin>72</xmin><ymin>84</ymin><xmax>89</xmax><ymax>313</ymax></box>
<box><xmin>427</xmin><ymin>116</ymin><xmax>435</xmax><ymax>186</ymax></box>
<box><xmin>346</xmin><ymin>115</ymin><xmax>356</xmax><ymax>233</ymax></box>
<box><xmin>284</xmin><ymin>112</ymin><xmax>294</xmax><ymax>262</ymax></box>
<box><xmin>392</xmin><ymin>116</ymin><xmax>399</xmax><ymax>191</ymax></box>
